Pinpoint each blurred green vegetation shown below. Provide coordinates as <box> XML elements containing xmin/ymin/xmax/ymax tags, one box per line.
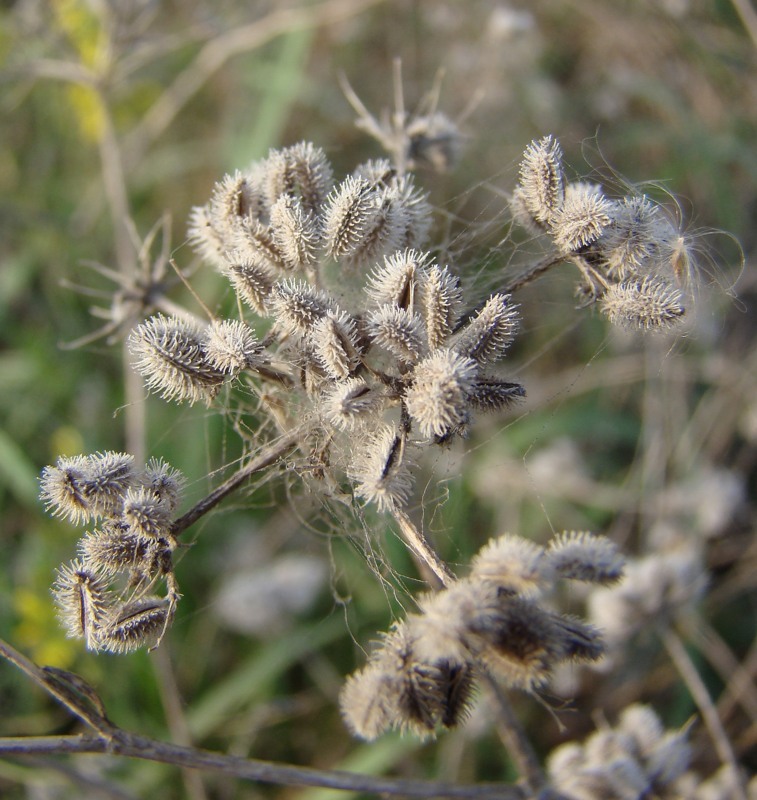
<box><xmin>1</xmin><ymin>1</ymin><xmax>755</xmax><ymax>797</ymax></box>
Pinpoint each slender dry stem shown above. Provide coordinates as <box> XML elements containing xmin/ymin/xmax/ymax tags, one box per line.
<box><xmin>662</xmin><ymin>628</ymin><xmax>747</xmax><ymax>800</ymax></box>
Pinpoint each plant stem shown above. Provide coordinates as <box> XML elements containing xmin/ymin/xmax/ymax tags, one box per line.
<box><xmin>662</xmin><ymin>628</ymin><xmax>747</xmax><ymax>800</ymax></box>
<box><xmin>392</xmin><ymin>508</ymin><xmax>456</xmax><ymax>588</ymax></box>
<box><xmin>0</xmin><ymin>733</ymin><xmax>528</xmax><ymax>799</ymax></box>
<box><xmin>171</xmin><ymin>429</ymin><xmax>303</xmax><ymax>537</ymax></box>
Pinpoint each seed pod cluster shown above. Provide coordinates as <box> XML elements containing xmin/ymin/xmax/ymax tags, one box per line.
<box><xmin>42</xmin><ymin>453</ymin><xmax>184</xmax><ymax>653</ymax></box>
<box><xmin>341</xmin><ymin>530</ymin><xmax>623</xmax><ymax>739</ymax></box>
<box><xmin>512</xmin><ymin>136</ymin><xmax>690</xmax><ymax>331</ymax></box>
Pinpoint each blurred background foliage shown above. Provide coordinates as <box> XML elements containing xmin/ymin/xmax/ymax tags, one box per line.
<box><xmin>0</xmin><ymin>0</ymin><xmax>755</xmax><ymax>798</ymax></box>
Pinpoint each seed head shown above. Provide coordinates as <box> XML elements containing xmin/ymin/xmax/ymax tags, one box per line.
<box><xmin>419</xmin><ymin>262</ymin><xmax>463</xmax><ymax>349</ymax></box>
<box><xmin>99</xmin><ymin>596</ymin><xmax>171</xmax><ymax>654</ymax></box>
<box><xmin>224</xmin><ymin>255</ymin><xmax>277</xmax><ymax>315</ymax></box>
<box><xmin>142</xmin><ymin>457</ymin><xmax>184</xmax><ymax>512</ymax></box>
<box><xmin>365</xmin><ymin>305</ymin><xmax>426</xmax><ymax>364</ymax></box>
<box><xmin>469</xmin><ymin>534</ymin><xmax>551</xmax><ymax>597</ymax></box>
<box><xmin>203</xmin><ymin>320</ymin><xmax>263</xmax><ymax>375</ymax></box>
<box><xmin>545</xmin><ymin>531</ymin><xmax>625</xmax><ymax>585</ymax></box>
<box><xmin>350</xmin><ymin>425</ymin><xmax>414</xmax><ymax>511</ymax></box>
<box><xmin>310</xmin><ymin>311</ymin><xmax>362</xmax><ymax>380</ymax></box>
<box><xmin>269</xmin><ymin>194</ymin><xmax>321</xmax><ymax>271</ymax></box>
<box><xmin>270</xmin><ymin>279</ymin><xmax>336</xmax><ymax>339</ymax></box>
<box><xmin>321</xmin><ymin>378</ymin><xmax>383</xmax><ymax>431</ymax></box>
<box><xmin>121</xmin><ymin>486</ymin><xmax>173</xmax><ymax>538</ymax></box>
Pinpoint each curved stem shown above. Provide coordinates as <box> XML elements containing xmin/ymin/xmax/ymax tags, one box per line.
<box><xmin>391</xmin><ymin>508</ymin><xmax>456</xmax><ymax>588</ymax></box>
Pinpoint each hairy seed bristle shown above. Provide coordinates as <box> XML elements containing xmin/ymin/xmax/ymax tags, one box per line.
<box><xmin>52</xmin><ymin>560</ymin><xmax>112</xmax><ymax>650</ymax></box>
<box><xmin>452</xmin><ymin>294</ymin><xmax>518</xmax><ymax>365</ymax></box>
<box><xmin>515</xmin><ymin>135</ymin><xmax>565</xmax><ymax>227</ymax></box>
<box><xmin>549</xmin><ymin>182</ymin><xmax>613</xmax><ymax>253</ymax></box>
<box><xmin>99</xmin><ymin>596</ymin><xmax>170</xmax><ymax>654</ymax></box>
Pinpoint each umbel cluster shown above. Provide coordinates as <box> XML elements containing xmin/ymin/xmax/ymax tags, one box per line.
<box><xmin>40</xmin><ymin>135</ymin><xmax>687</xmax><ymax>725</ymax></box>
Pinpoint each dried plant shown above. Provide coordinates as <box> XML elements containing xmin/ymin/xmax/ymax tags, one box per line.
<box><xmin>3</xmin><ymin>27</ymin><xmax>751</xmax><ymax>798</ymax></box>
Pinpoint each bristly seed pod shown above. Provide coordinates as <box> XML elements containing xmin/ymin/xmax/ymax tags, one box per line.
<box><xmin>350</xmin><ymin>425</ymin><xmax>414</xmax><ymax>511</ymax></box>
<box><xmin>365</xmin><ymin>248</ymin><xmax>430</xmax><ymax>310</ymax></box>
<box><xmin>404</xmin><ymin>349</ymin><xmax>478</xmax><ymax>438</ymax></box>
<box><xmin>469</xmin><ymin>534</ymin><xmax>552</xmax><ymax>597</ymax></box>
<box><xmin>99</xmin><ymin>596</ymin><xmax>170</xmax><ymax>654</ymax></box>
<box><xmin>39</xmin><ymin>455</ymin><xmax>97</xmax><ymax>525</ymax></box>
<box><xmin>269</xmin><ymin>279</ymin><xmax>336</xmax><ymax>339</ymax></box>
<box><xmin>545</xmin><ymin>531</ymin><xmax>625</xmax><ymax>585</ymax></box>
<box><xmin>365</xmin><ymin>305</ymin><xmax>425</xmax><ymax>364</ymax></box>
<box><xmin>262</xmin><ymin>141</ymin><xmax>334</xmax><ymax>217</ymax></box>
<box><xmin>120</xmin><ymin>486</ymin><xmax>173</xmax><ymax>539</ymax></box>
<box><xmin>129</xmin><ymin>315</ymin><xmax>226</xmax><ymax>406</ymax></box>
<box><xmin>52</xmin><ymin>560</ymin><xmax>112</xmax><ymax>651</ymax></box>
<box><xmin>452</xmin><ymin>294</ymin><xmax>518</xmax><ymax>365</ymax></box>
<box><xmin>321</xmin><ymin>378</ymin><xmax>383</xmax><ymax>430</ymax></box>
<box><xmin>269</xmin><ymin>194</ymin><xmax>321</xmax><ymax>271</ymax></box>
<box><xmin>142</xmin><ymin>457</ymin><xmax>185</xmax><ymax>513</ymax></box>
<box><xmin>203</xmin><ymin>320</ymin><xmax>263</xmax><ymax>376</ymax></box>
<box><xmin>599</xmin><ymin>277</ymin><xmax>685</xmax><ymax>331</ymax></box>
<box><xmin>549</xmin><ymin>182</ymin><xmax>613</xmax><ymax>253</ymax></box>
<box><xmin>419</xmin><ymin>262</ymin><xmax>463</xmax><ymax>349</ymax></box>
<box><xmin>467</xmin><ymin>377</ymin><xmax>525</xmax><ymax>412</ymax></box>
<box><xmin>224</xmin><ymin>255</ymin><xmax>277</xmax><ymax>315</ymax></box>
<box><xmin>514</xmin><ymin>135</ymin><xmax>565</xmax><ymax>227</ymax></box>
<box><xmin>78</xmin><ymin>522</ymin><xmax>152</xmax><ymax>577</ymax></box>
<box><xmin>310</xmin><ymin>311</ymin><xmax>362</xmax><ymax>380</ymax></box>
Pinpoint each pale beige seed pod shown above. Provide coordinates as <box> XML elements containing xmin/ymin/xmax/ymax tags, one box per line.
<box><xmin>599</xmin><ymin>277</ymin><xmax>685</xmax><ymax>331</ymax></box>
<box><xmin>40</xmin><ymin>455</ymin><xmax>100</xmax><ymax>526</ymax></box>
<box><xmin>78</xmin><ymin>522</ymin><xmax>153</xmax><ymax>577</ymax></box>
<box><xmin>203</xmin><ymin>320</ymin><xmax>263</xmax><ymax>376</ymax></box>
<box><xmin>349</xmin><ymin>424</ymin><xmax>414</xmax><ymax>511</ymax></box>
<box><xmin>514</xmin><ymin>135</ymin><xmax>565</xmax><ymax>227</ymax></box>
<box><xmin>52</xmin><ymin>560</ymin><xmax>112</xmax><ymax>651</ymax></box>
<box><xmin>404</xmin><ymin>348</ymin><xmax>478</xmax><ymax>438</ymax></box>
<box><xmin>261</xmin><ymin>142</ymin><xmax>333</xmax><ymax>217</ymax></box>
<box><xmin>468</xmin><ymin>533</ymin><xmax>551</xmax><ymax>597</ymax></box>
<box><xmin>310</xmin><ymin>311</ymin><xmax>362</xmax><ymax>380</ymax></box>
<box><xmin>320</xmin><ymin>378</ymin><xmax>384</xmax><ymax>431</ymax></box>
<box><xmin>451</xmin><ymin>293</ymin><xmax>518</xmax><ymax>365</ymax></box>
<box><xmin>545</xmin><ymin>531</ymin><xmax>625</xmax><ymax>585</ymax></box>
<box><xmin>549</xmin><ymin>182</ymin><xmax>614</xmax><ymax>253</ymax></box>
<box><xmin>142</xmin><ymin>457</ymin><xmax>184</xmax><ymax>513</ymax></box>
<box><xmin>99</xmin><ymin>596</ymin><xmax>171</xmax><ymax>654</ymax></box>
<box><xmin>129</xmin><ymin>315</ymin><xmax>226</xmax><ymax>406</ymax></box>
<box><xmin>269</xmin><ymin>194</ymin><xmax>321</xmax><ymax>271</ymax></box>
<box><xmin>232</xmin><ymin>216</ymin><xmax>288</xmax><ymax>273</ymax></box>
<box><xmin>365</xmin><ymin>305</ymin><xmax>426</xmax><ymax>364</ymax></box>
<box><xmin>419</xmin><ymin>262</ymin><xmax>463</xmax><ymax>349</ymax></box>
<box><xmin>208</xmin><ymin>170</ymin><xmax>266</xmax><ymax>241</ymax></box>
<box><xmin>269</xmin><ymin>279</ymin><xmax>336</xmax><ymax>339</ymax></box>
<box><xmin>186</xmin><ymin>204</ymin><xmax>228</xmax><ymax>271</ymax></box>
<box><xmin>340</xmin><ymin>663</ymin><xmax>399</xmax><ymax>740</ymax></box>
<box><xmin>364</xmin><ymin>248</ymin><xmax>431</xmax><ymax>310</ymax></box>
<box><xmin>223</xmin><ymin>254</ymin><xmax>277</xmax><ymax>316</ymax></box>
<box><xmin>598</xmin><ymin>195</ymin><xmax>665</xmax><ymax>280</ymax></box>
<box><xmin>323</xmin><ymin>176</ymin><xmax>382</xmax><ymax>259</ymax></box>
<box><xmin>120</xmin><ymin>486</ymin><xmax>173</xmax><ymax>539</ymax></box>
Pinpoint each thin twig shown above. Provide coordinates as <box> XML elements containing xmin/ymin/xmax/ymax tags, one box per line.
<box><xmin>662</xmin><ymin>628</ymin><xmax>748</xmax><ymax>800</ymax></box>
<box><xmin>392</xmin><ymin>508</ymin><xmax>456</xmax><ymax>588</ymax></box>
<box><xmin>479</xmin><ymin>671</ymin><xmax>547</xmax><ymax>795</ymax></box>
<box><xmin>171</xmin><ymin>429</ymin><xmax>303</xmax><ymax>537</ymax></box>
<box><xmin>0</xmin><ymin>733</ymin><xmax>527</xmax><ymax>799</ymax></box>
<box><xmin>0</xmin><ymin>639</ymin><xmax>119</xmax><ymax>741</ymax></box>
